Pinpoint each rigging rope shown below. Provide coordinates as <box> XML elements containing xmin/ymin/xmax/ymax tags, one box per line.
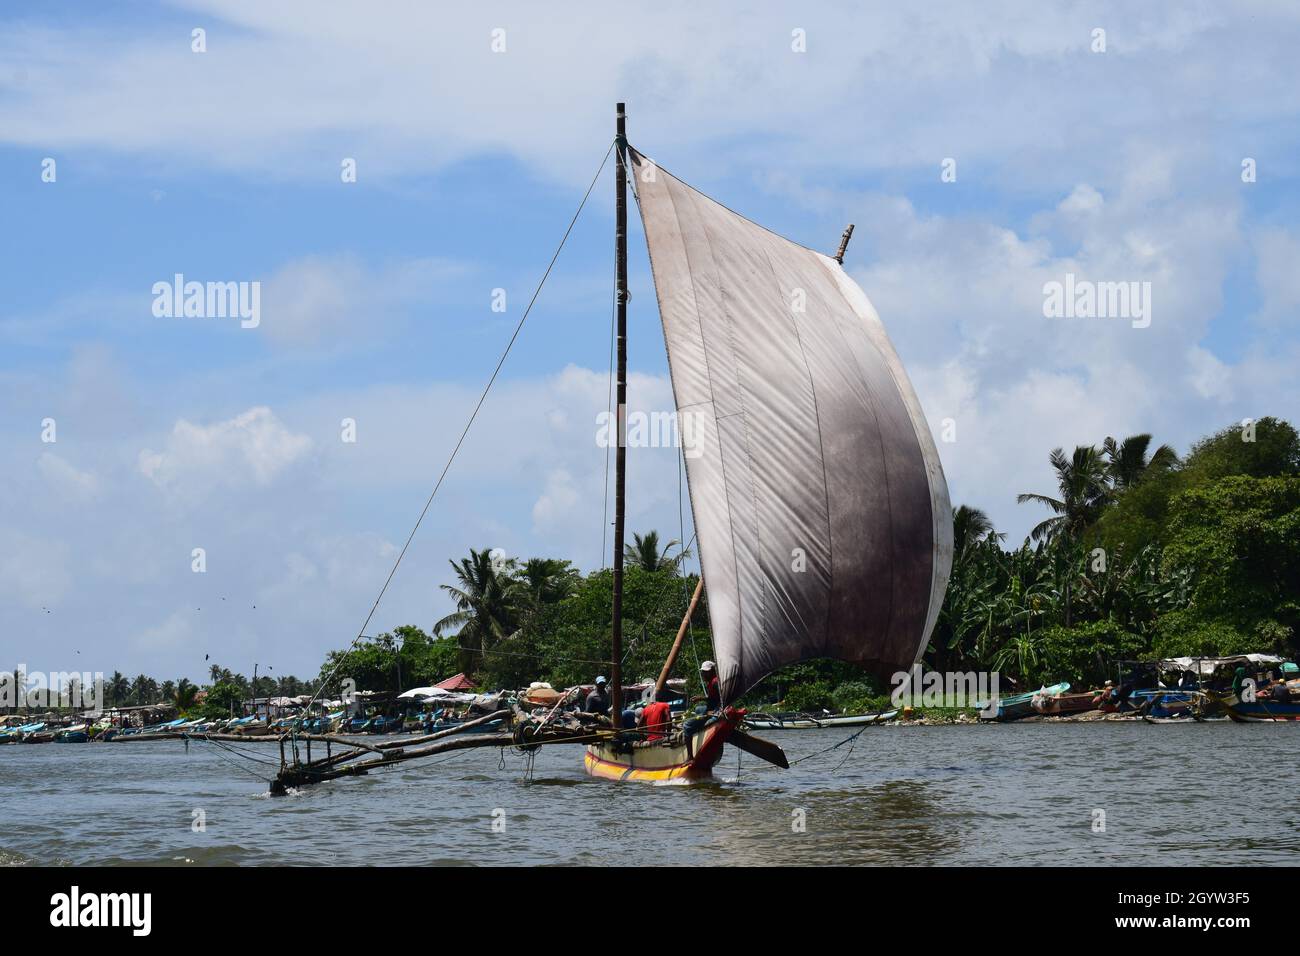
<box><xmin>299</xmin><ymin>139</ymin><xmax>617</xmax><ymax>722</ymax></box>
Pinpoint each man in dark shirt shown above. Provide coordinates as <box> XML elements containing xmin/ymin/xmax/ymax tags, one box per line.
<box><xmin>1270</xmin><ymin>679</ymin><xmax>1292</xmax><ymax>704</ymax></box>
<box><xmin>584</xmin><ymin>676</ymin><xmax>610</xmax><ymax>715</ymax></box>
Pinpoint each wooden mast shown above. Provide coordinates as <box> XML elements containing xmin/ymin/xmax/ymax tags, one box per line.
<box><xmin>610</xmin><ymin>102</ymin><xmax>628</xmax><ymax>724</ymax></box>
<box><xmin>654</xmin><ymin>577</ymin><xmax>704</xmax><ymax>698</ymax></box>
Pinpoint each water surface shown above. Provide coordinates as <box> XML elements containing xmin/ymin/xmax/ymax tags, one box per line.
<box><xmin>2</xmin><ymin>722</ymin><xmax>1296</xmax><ymax>866</ymax></box>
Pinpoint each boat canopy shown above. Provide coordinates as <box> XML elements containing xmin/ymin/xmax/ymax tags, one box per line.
<box><xmin>1158</xmin><ymin>653</ymin><xmax>1284</xmax><ymax>676</ymax></box>
<box><xmin>397</xmin><ymin>686</ymin><xmax>452</xmax><ymax>699</ymax></box>
<box><xmin>629</xmin><ymin>148</ymin><xmax>952</xmax><ymax>704</ymax></box>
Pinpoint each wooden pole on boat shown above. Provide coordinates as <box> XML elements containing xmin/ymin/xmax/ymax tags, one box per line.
<box><xmin>654</xmin><ymin>577</ymin><xmax>704</xmax><ymax>698</ymax></box>
<box><xmin>610</xmin><ymin>102</ymin><xmax>628</xmax><ymax>725</ymax></box>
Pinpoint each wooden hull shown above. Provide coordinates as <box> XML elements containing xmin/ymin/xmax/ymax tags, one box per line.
<box><xmin>1032</xmin><ymin>692</ymin><xmax>1101</xmax><ymax>717</ymax></box>
<box><xmin>584</xmin><ymin>711</ymin><xmax>738</xmax><ymax>783</ymax></box>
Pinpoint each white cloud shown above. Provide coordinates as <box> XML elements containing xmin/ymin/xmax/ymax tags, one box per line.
<box><xmin>1</xmin><ymin>2</ymin><xmax>1297</xmax><ymax>191</ymax></box>
<box><xmin>1252</xmin><ymin>227</ymin><xmax>1300</xmax><ymax>327</ymax></box>
<box><xmin>139</xmin><ymin>406</ymin><xmax>313</xmax><ymax>498</ymax></box>
<box><xmin>1058</xmin><ymin>184</ymin><xmax>1104</xmax><ymax>217</ymax></box>
<box><xmin>259</xmin><ymin>254</ymin><xmax>469</xmax><ymax>347</ymax></box>
<box><xmin>36</xmin><ymin>452</ymin><xmax>100</xmax><ymax>503</ymax></box>
<box><xmin>532</xmin><ymin>468</ymin><xmax>581</xmax><ymax>531</ymax></box>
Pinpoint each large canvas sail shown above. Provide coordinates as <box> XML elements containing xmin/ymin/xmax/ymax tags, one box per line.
<box><xmin>630</xmin><ymin>147</ymin><xmax>952</xmax><ymax>704</ymax></box>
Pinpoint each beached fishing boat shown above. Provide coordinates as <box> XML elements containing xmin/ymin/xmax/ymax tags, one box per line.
<box><xmin>744</xmin><ymin>711</ymin><xmax>899</xmax><ymax>730</ymax></box>
<box><xmin>54</xmin><ymin>724</ymin><xmax>89</xmax><ymax>743</ymax></box>
<box><xmin>582</xmin><ymin>104</ymin><xmax>952</xmax><ymax>782</ymax></box>
<box><xmin>1031</xmin><ymin>690</ymin><xmax>1101</xmax><ymax>718</ymax></box>
<box><xmin>0</xmin><ymin>721</ymin><xmax>47</xmax><ymax>743</ymax></box>
<box><xmin>1222</xmin><ymin>693</ymin><xmax>1300</xmax><ymax>722</ymax></box>
<box><xmin>977</xmin><ymin>683</ymin><xmax>1071</xmax><ymax>722</ymax></box>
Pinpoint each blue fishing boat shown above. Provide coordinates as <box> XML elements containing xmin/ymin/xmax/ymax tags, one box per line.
<box><xmin>977</xmin><ymin>683</ymin><xmax>1071</xmax><ymax>721</ymax></box>
<box><xmin>1224</xmin><ymin>691</ymin><xmax>1300</xmax><ymax>721</ymax></box>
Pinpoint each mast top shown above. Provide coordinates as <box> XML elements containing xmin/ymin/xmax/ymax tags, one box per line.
<box><xmin>834</xmin><ymin>223</ymin><xmax>855</xmax><ymax>264</ymax></box>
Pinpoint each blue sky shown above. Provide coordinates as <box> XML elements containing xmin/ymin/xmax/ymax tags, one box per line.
<box><xmin>2</xmin><ymin>1</ymin><xmax>1298</xmax><ymax>683</ymax></box>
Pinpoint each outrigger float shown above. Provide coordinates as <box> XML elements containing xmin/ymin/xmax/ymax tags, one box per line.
<box><xmin>266</xmin><ymin>103</ymin><xmax>952</xmax><ymax>794</ymax></box>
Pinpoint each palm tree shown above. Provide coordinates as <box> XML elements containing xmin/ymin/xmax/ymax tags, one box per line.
<box><xmin>518</xmin><ymin>558</ymin><xmax>579</xmax><ymax>608</ymax></box>
<box><xmin>129</xmin><ymin>674</ymin><xmax>156</xmax><ymax>705</ymax></box>
<box><xmin>1102</xmin><ymin>433</ymin><xmax>1178</xmax><ymax>490</ymax></box>
<box><xmin>952</xmin><ymin>505</ymin><xmax>1002</xmax><ymax>564</ymax></box>
<box><xmin>1017</xmin><ymin>446</ymin><xmax>1111</xmax><ymax>544</ymax></box>
<box><xmin>434</xmin><ymin>548</ymin><xmax>522</xmax><ymax>674</ymax></box>
<box><xmin>624</xmin><ymin>530</ymin><xmax>691</xmax><ymax>572</ymax></box>
<box><xmin>107</xmin><ymin>672</ymin><xmax>130</xmax><ymax>708</ymax></box>
<box><xmin>174</xmin><ymin>678</ymin><xmax>199</xmax><ymax>712</ymax></box>
<box><xmin>1018</xmin><ymin>445</ymin><xmax>1113</xmax><ymax>627</ymax></box>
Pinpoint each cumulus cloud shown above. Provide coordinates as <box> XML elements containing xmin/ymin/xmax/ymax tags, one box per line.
<box><xmin>139</xmin><ymin>406</ymin><xmax>313</xmax><ymax>497</ymax></box>
<box><xmin>1</xmin><ymin>2</ymin><xmax>1297</xmax><ymax>190</ymax></box>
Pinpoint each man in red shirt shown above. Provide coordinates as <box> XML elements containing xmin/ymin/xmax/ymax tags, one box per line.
<box><xmin>700</xmin><ymin>660</ymin><xmax>721</xmax><ymax>710</ymax></box>
<box><xmin>641</xmin><ymin>697</ymin><xmax>673</xmax><ymax>741</ymax></box>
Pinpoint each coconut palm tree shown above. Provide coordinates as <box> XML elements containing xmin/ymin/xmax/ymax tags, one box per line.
<box><xmin>952</xmin><ymin>505</ymin><xmax>1003</xmax><ymax>564</ymax></box>
<box><xmin>517</xmin><ymin>558</ymin><xmax>579</xmax><ymax>608</ymax></box>
<box><xmin>174</xmin><ymin>678</ymin><xmax>200</xmax><ymax>712</ymax></box>
<box><xmin>1017</xmin><ymin>446</ymin><xmax>1113</xmax><ymax>627</ymax></box>
<box><xmin>128</xmin><ymin>674</ymin><xmax>157</xmax><ymax>705</ymax></box>
<box><xmin>1016</xmin><ymin>446</ymin><xmax>1112</xmax><ymax>544</ymax></box>
<box><xmin>434</xmin><ymin>548</ymin><xmax>522</xmax><ymax>674</ymax></box>
<box><xmin>107</xmin><ymin>672</ymin><xmax>130</xmax><ymax>708</ymax></box>
<box><xmin>1102</xmin><ymin>433</ymin><xmax>1178</xmax><ymax>490</ymax></box>
<box><xmin>624</xmin><ymin>530</ymin><xmax>691</xmax><ymax>572</ymax></box>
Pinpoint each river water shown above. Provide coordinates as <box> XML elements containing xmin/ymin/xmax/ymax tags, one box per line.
<box><xmin>3</xmin><ymin>722</ymin><xmax>1297</xmax><ymax>866</ymax></box>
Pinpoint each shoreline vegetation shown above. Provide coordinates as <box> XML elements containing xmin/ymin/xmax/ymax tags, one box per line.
<box><xmin>8</xmin><ymin>416</ymin><xmax>1297</xmax><ymax>725</ymax></box>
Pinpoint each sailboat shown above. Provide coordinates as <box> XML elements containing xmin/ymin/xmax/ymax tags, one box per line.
<box><xmin>263</xmin><ymin>103</ymin><xmax>951</xmax><ymax>794</ymax></box>
<box><xmin>583</xmin><ymin>104</ymin><xmax>953</xmax><ymax>782</ymax></box>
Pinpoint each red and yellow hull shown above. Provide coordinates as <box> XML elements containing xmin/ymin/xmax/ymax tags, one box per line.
<box><xmin>583</xmin><ymin>710</ymin><xmax>739</xmax><ymax>783</ymax></box>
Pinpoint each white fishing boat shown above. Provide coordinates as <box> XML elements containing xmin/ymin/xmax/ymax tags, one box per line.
<box><xmin>744</xmin><ymin>711</ymin><xmax>899</xmax><ymax>731</ymax></box>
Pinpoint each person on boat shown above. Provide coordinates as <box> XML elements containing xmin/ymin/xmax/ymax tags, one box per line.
<box><xmin>695</xmin><ymin>661</ymin><xmax>721</xmax><ymax>712</ymax></box>
<box><xmin>641</xmin><ymin>693</ymin><xmax>674</xmax><ymax>742</ymax></box>
<box><xmin>1269</xmin><ymin>679</ymin><xmax>1292</xmax><ymax>704</ymax></box>
<box><xmin>1231</xmin><ymin>666</ymin><xmax>1247</xmax><ymax>697</ymax></box>
<box><xmin>585</xmin><ymin>676</ymin><xmax>610</xmax><ymax>716</ymax></box>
